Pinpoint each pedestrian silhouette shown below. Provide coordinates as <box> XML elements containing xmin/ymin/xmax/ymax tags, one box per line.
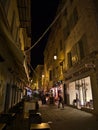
<box><xmin>58</xmin><ymin>94</ymin><xmax>64</xmax><ymax>108</ymax></box>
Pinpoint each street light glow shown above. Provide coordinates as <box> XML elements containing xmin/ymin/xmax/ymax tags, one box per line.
<box><xmin>54</xmin><ymin>55</ymin><xmax>57</xmax><ymax>60</ymax></box>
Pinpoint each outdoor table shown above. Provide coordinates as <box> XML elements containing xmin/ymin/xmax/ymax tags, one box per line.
<box><xmin>0</xmin><ymin>123</ymin><xmax>6</xmax><ymax>130</ymax></box>
<box><xmin>30</xmin><ymin>122</ymin><xmax>51</xmax><ymax>130</ymax></box>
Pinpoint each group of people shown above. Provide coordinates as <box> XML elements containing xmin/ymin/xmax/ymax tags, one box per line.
<box><xmin>40</xmin><ymin>93</ymin><xmax>55</xmax><ymax>105</ymax></box>
<box><xmin>40</xmin><ymin>93</ymin><xmax>64</xmax><ymax>109</ymax></box>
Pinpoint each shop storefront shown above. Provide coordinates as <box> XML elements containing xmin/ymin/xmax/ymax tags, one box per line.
<box><xmin>50</xmin><ymin>81</ymin><xmax>64</xmax><ymax>101</ymax></box>
<box><xmin>68</xmin><ymin>76</ymin><xmax>93</xmax><ymax>109</ymax></box>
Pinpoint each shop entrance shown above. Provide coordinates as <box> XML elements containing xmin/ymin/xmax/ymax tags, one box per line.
<box><xmin>69</xmin><ymin>76</ymin><xmax>93</xmax><ymax>109</ymax></box>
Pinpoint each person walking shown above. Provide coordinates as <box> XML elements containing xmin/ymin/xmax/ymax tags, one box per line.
<box><xmin>58</xmin><ymin>94</ymin><xmax>64</xmax><ymax>109</ymax></box>
<box><xmin>41</xmin><ymin>94</ymin><xmax>46</xmax><ymax>105</ymax></box>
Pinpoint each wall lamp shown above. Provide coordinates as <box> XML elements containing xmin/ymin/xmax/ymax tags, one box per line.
<box><xmin>53</xmin><ymin>54</ymin><xmax>64</xmax><ymax>67</ymax></box>
<box><xmin>53</xmin><ymin>55</ymin><xmax>57</xmax><ymax>60</ymax></box>
<box><xmin>53</xmin><ymin>54</ymin><xmax>63</xmax><ymax>62</ymax></box>
<box><xmin>42</xmin><ymin>74</ymin><xmax>45</xmax><ymax>78</ymax></box>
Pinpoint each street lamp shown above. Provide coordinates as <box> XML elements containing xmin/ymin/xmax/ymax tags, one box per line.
<box><xmin>53</xmin><ymin>54</ymin><xmax>63</xmax><ymax>66</ymax></box>
<box><xmin>53</xmin><ymin>54</ymin><xmax>64</xmax><ymax>76</ymax></box>
<box><xmin>42</xmin><ymin>74</ymin><xmax>45</xmax><ymax>78</ymax></box>
<box><xmin>53</xmin><ymin>55</ymin><xmax>57</xmax><ymax>60</ymax></box>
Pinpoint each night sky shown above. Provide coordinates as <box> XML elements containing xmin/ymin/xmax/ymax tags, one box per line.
<box><xmin>31</xmin><ymin>0</ymin><xmax>60</xmax><ymax>69</ymax></box>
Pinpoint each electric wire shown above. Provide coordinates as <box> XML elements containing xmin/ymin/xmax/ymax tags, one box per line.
<box><xmin>25</xmin><ymin>4</ymin><xmax>66</xmax><ymax>52</ymax></box>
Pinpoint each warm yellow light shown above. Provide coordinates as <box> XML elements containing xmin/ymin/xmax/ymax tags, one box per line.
<box><xmin>54</xmin><ymin>55</ymin><xmax>57</xmax><ymax>60</ymax></box>
<box><xmin>42</xmin><ymin>74</ymin><xmax>44</xmax><ymax>78</ymax></box>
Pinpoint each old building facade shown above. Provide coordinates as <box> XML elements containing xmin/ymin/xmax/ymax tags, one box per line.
<box><xmin>32</xmin><ymin>65</ymin><xmax>44</xmax><ymax>90</ymax></box>
<box><xmin>44</xmin><ymin>0</ymin><xmax>98</xmax><ymax>116</ymax></box>
<box><xmin>0</xmin><ymin>0</ymin><xmax>31</xmax><ymax>112</ymax></box>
